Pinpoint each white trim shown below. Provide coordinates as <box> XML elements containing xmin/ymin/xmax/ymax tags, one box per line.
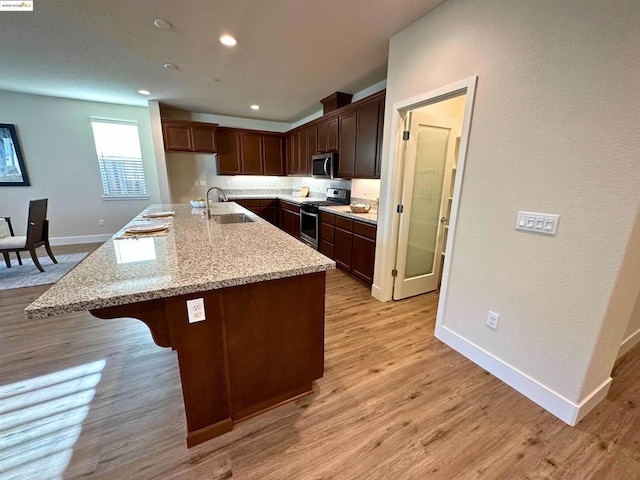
<box><xmin>50</xmin><ymin>234</ymin><xmax>111</xmax><ymax>246</ymax></box>
<box><xmin>617</xmin><ymin>327</ymin><xmax>640</xmax><ymax>359</ymax></box>
<box><xmin>435</xmin><ymin>324</ymin><xmax>612</xmax><ymax>425</ymax></box>
<box><xmin>373</xmin><ymin>76</ymin><xmax>477</xmax><ymax>303</ymax></box>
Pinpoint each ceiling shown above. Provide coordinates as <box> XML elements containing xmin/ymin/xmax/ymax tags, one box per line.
<box><xmin>0</xmin><ymin>0</ymin><xmax>444</xmax><ymax>123</ymax></box>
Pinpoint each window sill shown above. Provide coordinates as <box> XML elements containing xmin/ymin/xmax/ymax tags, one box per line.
<box><xmin>101</xmin><ymin>195</ymin><xmax>150</xmax><ymax>201</ymax></box>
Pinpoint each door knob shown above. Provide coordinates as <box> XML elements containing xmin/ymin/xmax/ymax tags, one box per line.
<box><xmin>441</xmin><ymin>217</ymin><xmax>448</xmax><ymax>224</ymax></box>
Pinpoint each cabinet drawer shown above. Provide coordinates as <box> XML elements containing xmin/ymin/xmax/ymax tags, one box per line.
<box><xmin>280</xmin><ymin>201</ymin><xmax>301</xmax><ymax>214</ymax></box>
<box><xmin>335</xmin><ymin>215</ymin><xmax>353</xmax><ymax>232</ymax></box>
<box><xmin>319</xmin><ymin>239</ymin><xmax>334</xmax><ymax>259</ymax></box>
<box><xmin>320</xmin><ymin>223</ymin><xmax>334</xmax><ymax>242</ymax></box>
<box><xmin>353</xmin><ymin>221</ymin><xmax>376</xmax><ymax>240</ymax></box>
<box><xmin>320</xmin><ymin>211</ymin><xmax>335</xmax><ymax>225</ymax></box>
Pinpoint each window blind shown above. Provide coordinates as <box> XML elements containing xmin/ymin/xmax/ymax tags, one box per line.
<box><xmin>90</xmin><ymin>120</ymin><xmax>148</xmax><ymax>199</ymax></box>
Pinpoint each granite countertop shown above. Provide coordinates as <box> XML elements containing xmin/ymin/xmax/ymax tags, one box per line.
<box><xmin>229</xmin><ymin>194</ymin><xmax>378</xmax><ymax>225</ymax></box>
<box><xmin>318</xmin><ymin>205</ymin><xmax>378</xmax><ymax>225</ymax></box>
<box><xmin>25</xmin><ymin>203</ymin><xmax>335</xmax><ymax>319</ymax></box>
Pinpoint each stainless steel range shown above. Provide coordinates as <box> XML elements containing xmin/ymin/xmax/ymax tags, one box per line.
<box><xmin>300</xmin><ymin>188</ymin><xmax>350</xmax><ymax>249</ymax></box>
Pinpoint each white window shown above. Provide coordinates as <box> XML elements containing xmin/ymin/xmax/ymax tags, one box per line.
<box><xmin>90</xmin><ymin>119</ymin><xmax>149</xmax><ymax>199</ymax></box>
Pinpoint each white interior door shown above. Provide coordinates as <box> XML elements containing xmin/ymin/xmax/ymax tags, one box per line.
<box><xmin>393</xmin><ymin>111</ymin><xmax>460</xmax><ymax>300</ymax></box>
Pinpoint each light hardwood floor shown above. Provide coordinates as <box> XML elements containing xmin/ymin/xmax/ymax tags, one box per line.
<box><xmin>2</xmin><ymin>243</ymin><xmax>640</xmax><ymax>479</ymax></box>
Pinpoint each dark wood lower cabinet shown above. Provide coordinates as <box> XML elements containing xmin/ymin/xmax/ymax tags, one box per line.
<box><xmin>319</xmin><ymin>211</ymin><xmax>376</xmax><ymax>285</ymax></box>
<box><xmin>91</xmin><ymin>272</ymin><xmax>326</xmax><ymax>448</ymax></box>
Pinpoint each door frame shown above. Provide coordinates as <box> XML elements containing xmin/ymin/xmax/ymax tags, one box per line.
<box><xmin>372</xmin><ymin>76</ymin><xmax>477</xmax><ymax>309</ymax></box>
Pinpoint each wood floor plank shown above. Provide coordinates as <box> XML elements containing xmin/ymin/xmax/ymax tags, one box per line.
<box><xmin>2</xmin><ymin>243</ymin><xmax>640</xmax><ymax>479</ymax></box>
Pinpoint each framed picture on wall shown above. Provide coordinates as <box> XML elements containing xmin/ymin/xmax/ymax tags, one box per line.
<box><xmin>0</xmin><ymin>123</ymin><xmax>30</xmax><ymax>186</ymax></box>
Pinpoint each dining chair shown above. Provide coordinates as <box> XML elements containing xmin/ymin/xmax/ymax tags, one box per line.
<box><xmin>0</xmin><ymin>199</ymin><xmax>58</xmax><ymax>272</ymax></box>
<box><xmin>1</xmin><ymin>216</ymin><xmax>22</xmax><ymax>267</ymax></box>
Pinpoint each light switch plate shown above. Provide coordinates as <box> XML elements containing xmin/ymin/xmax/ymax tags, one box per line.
<box><xmin>515</xmin><ymin>211</ymin><xmax>559</xmax><ymax>235</ymax></box>
<box><xmin>186</xmin><ymin>298</ymin><xmax>206</xmax><ymax>323</ymax></box>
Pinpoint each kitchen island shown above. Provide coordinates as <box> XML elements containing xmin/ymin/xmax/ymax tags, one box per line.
<box><xmin>26</xmin><ymin>202</ymin><xmax>335</xmax><ymax>447</ymax></box>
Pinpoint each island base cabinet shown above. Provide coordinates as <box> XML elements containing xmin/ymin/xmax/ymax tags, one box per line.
<box><xmin>91</xmin><ymin>271</ymin><xmax>326</xmax><ymax>448</ymax></box>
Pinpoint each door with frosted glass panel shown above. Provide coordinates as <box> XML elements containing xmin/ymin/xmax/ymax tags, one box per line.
<box><xmin>393</xmin><ymin>112</ymin><xmax>459</xmax><ymax>300</ymax></box>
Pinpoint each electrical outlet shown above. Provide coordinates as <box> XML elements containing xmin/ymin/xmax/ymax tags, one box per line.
<box><xmin>363</xmin><ymin>186</ymin><xmax>368</xmax><ymax>196</ymax></box>
<box><xmin>186</xmin><ymin>298</ymin><xmax>206</xmax><ymax>323</ymax></box>
<box><xmin>486</xmin><ymin>311</ymin><xmax>500</xmax><ymax>330</ymax></box>
<box><xmin>98</xmin><ymin>219</ymin><xmax>105</xmax><ymax>227</ymax></box>
<box><xmin>225</xmin><ymin>179</ymin><xmax>231</xmax><ymax>187</ymax></box>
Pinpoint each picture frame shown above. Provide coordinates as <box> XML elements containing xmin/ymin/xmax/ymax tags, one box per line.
<box><xmin>0</xmin><ymin>123</ymin><xmax>30</xmax><ymax>186</ymax></box>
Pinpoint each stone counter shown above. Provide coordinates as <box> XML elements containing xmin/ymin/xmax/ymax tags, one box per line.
<box><xmin>25</xmin><ymin>202</ymin><xmax>335</xmax><ymax>319</ymax></box>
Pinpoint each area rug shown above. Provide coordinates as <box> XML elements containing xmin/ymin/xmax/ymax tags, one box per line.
<box><xmin>0</xmin><ymin>253</ymin><xmax>88</xmax><ymax>290</ymax></box>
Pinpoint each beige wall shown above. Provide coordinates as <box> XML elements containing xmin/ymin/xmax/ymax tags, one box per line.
<box><xmin>378</xmin><ymin>0</ymin><xmax>640</xmax><ymax>412</ymax></box>
<box><xmin>0</xmin><ymin>90</ymin><xmax>161</xmax><ymax>241</ymax></box>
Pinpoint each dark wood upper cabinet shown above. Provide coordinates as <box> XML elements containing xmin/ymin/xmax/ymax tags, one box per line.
<box><xmin>338</xmin><ymin>110</ymin><xmax>356</xmax><ymax>178</ymax></box>
<box><xmin>217</xmin><ymin>127</ymin><xmax>242</xmax><ymax>174</ymax></box>
<box><xmin>162</xmin><ymin>120</ymin><xmax>217</xmax><ymax>153</ymax></box>
<box><xmin>327</xmin><ymin>117</ymin><xmax>339</xmax><ymax>152</ymax></box>
<box><xmin>376</xmin><ymin>100</ymin><xmax>384</xmax><ymax>178</ymax></box>
<box><xmin>307</xmin><ymin>124</ymin><xmax>318</xmax><ymax>158</ymax></box>
<box><xmin>354</xmin><ymin>99</ymin><xmax>381</xmax><ymax>178</ymax></box>
<box><xmin>240</xmin><ymin>132</ymin><xmax>263</xmax><ymax>174</ymax></box>
<box><xmin>264</xmin><ymin>135</ymin><xmax>284</xmax><ymax>176</ymax></box>
<box><xmin>297</xmin><ymin>129</ymin><xmax>308</xmax><ymax>176</ymax></box>
<box><xmin>217</xmin><ymin>128</ymin><xmax>286</xmax><ymax>176</ymax></box>
<box><xmin>317</xmin><ymin>121</ymin><xmax>327</xmax><ymax>153</ymax></box>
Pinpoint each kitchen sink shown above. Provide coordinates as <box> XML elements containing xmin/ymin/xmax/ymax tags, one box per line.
<box><xmin>211</xmin><ymin>213</ymin><xmax>255</xmax><ymax>224</ymax></box>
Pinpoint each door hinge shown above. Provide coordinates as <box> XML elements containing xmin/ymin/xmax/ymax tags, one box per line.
<box><xmin>402</xmin><ymin>131</ymin><xmax>410</xmax><ymax>141</ymax></box>
<box><xmin>396</xmin><ymin>204</ymin><xmax>404</xmax><ymax>213</ymax></box>
<box><xmin>392</xmin><ymin>269</ymin><xmax>398</xmax><ymax>277</ymax></box>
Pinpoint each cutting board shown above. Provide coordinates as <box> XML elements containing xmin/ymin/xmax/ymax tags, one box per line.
<box><xmin>299</xmin><ymin>186</ymin><xmax>309</xmax><ymax>198</ymax></box>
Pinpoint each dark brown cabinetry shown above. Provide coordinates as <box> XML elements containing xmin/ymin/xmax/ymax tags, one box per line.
<box><xmin>217</xmin><ymin>128</ymin><xmax>285</xmax><ymax>176</ymax></box>
<box><xmin>338</xmin><ymin>110</ymin><xmax>357</xmax><ymax>179</ymax></box>
<box><xmin>319</xmin><ymin>211</ymin><xmax>376</xmax><ymax>285</ymax></box>
<box><xmin>162</xmin><ymin>120</ymin><xmax>218</xmax><ymax>153</ymax></box>
<box><xmin>337</xmin><ymin>92</ymin><xmax>385</xmax><ymax>179</ymax></box>
<box><xmin>279</xmin><ymin>201</ymin><xmax>301</xmax><ymax>238</ymax></box>
<box><xmin>235</xmin><ymin>198</ymin><xmax>279</xmax><ymax>226</ymax></box>
<box><xmin>317</xmin><ymin>117</ymin><xmax>339</xmax><ymax>153</ymax></box>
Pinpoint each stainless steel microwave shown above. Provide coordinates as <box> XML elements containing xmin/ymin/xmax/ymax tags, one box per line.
<box><xmin>311</xmin><ymin>153</ymin><xmax>338</xmax><ymax>179</ymax></box>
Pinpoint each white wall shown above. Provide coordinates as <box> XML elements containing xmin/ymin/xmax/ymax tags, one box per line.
<box><xmin>0</xmin><ymin>91</ymin><xmax>161</xmax><ymax>242</ymax></box>
<box><xmin>377</xmin><ymin>0</ymin><xmax>640</xmax><ymax>423</ymax></box>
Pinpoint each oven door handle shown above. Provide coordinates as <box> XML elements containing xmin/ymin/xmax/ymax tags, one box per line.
<box><xmin>324</xmin><ymin>158</ymin><xmax>330</xmax><ymax>176</ymax></box>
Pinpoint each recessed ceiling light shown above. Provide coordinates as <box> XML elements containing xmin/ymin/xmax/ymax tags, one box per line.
<box><xmin>163</xmin><ymin>63</ymin><xmax>178</xmax><ymax>70</ymax></box>
<box><xmin>250</xmin><ymin>104</ymin><xmax>260</xmax><ymax>111</ymax></box>
<box><xmin>153</xmin><ymin>18</ymin><xmax>173</xmax><ymax>29</ymax></box>
<box><xmin>138</xmin><ymin>89</ymin><xmax>152</xmax><ymax>95</ymax></box>
<box><xmin>220</xmin><ymin>35</ymin><xmax>237</xmax><ymax>47</ymax></box>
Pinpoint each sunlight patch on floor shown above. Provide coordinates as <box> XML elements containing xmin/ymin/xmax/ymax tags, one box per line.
<box><xmin>0</xmin><ymin>360</ymin><xmax>106</xmax><ymax>480</ymax></box>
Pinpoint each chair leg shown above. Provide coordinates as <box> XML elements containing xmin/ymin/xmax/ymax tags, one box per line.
<box><xmin>16</xmin><ymin>251</ymin><xmax>22</xmax><ymax>265</ymax></box>
<box><xmin>2</xmin><ymin>252</ymin><xmax>11</xmax><ymax>268</ymax></box>
<box><xmin>44</xmin><ymin>242</ymin><xmax>58</xmax><ymax>264</ymax></box>
<box><xmin>30</xmin><ymin>248</ymin><xmax>44</xmax><ymax>272</ymax></box>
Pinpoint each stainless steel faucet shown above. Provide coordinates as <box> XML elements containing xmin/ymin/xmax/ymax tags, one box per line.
<box><xmin>205</xmin><ymin>186</ymin><xmax>228</xmax><ymax>219</ymax></box>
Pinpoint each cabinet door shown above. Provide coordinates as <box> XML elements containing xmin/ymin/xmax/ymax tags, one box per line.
<box><xmin>338</xmin><ymin>111</ymin><xmax>356</xmax><ymax>178</ymax></box>
<box><xmin>327</xmin><ymin>117</ymin><xmax>339</xmax><ymax>151</ymax></box>
<box><xmin>375</xmin><ymin>98</ymin><xmax>385</xmax><ymax>178</ymax></box>
<box><xmin>352</xmin><ymin>234</ymin><xmax>376</xmax><ymax>284</ymax></box>
<box><xmin>192</xmin><ymin>125</ymin><xmax>217</xmax><ymax>153</ymax></box>
<box><xmin>334</xmin><ymin>227</ymin><xmax>353</xmax><ymax>271</ymax></box>
<box><xmin>217</xmin><ymin>128</ymin><xmax>242</xmax><ymax>174</ymax></box>
<box><xmin>286</xmin><ymin>133</ymin><xmax>297</xmax><ymax>175</ymax></box>
<box><xmin>297</xmin><ymin>129</ymin><xmax>308</xmax><ymax>175</ymax></box>
<box><xmin>261</xmin><ymin>206</ymin><xmax>278</xmax><ymax>225</ymax></box>
<box><xmin>317</xmin><ymin>120</ymin><xmax>327</xmax><ymax>153</ymax></box>
<box><xmin>264</xmin><ymin>135</ymin><xmax>284</xmax><ymax>175</ymax></box>
<box><xmin>354</xmin><ymin>100</ymin><xmax>380</xmax><ymax>178</ymax></box>
<box><xmin>241</xmin><ymin>132</ymin><xmax>263</xmax><ymax>174</ymax></box>
<box><xmin>163</xmin><ymin>123</ymin><xmax>193</xmax><ymax>151</ymax></box>
<box><xmin>307</xmin><ymin>124</ymin><xmax>318</xmax><ymax>158</ymax></box>
<box><xmin>319</xmin><ymin>239</ymin><xmax>334</xmax><ymax>259</ymax></box>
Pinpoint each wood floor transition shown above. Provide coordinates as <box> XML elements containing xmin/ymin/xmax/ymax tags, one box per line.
<box><xmin>1</xmin><ymin>243</ymin><xmax>640</xmax><ymax>479</ymax></box>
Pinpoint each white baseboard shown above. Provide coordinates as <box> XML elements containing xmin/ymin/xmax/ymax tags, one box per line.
<box><xmin>50</xmin><ymin>234</ymin><xmax>112</xmax><ymax>246</ymax></box>
<box><xmin>617</xmin><ymin>327</ymin><xmax>640</xmax><ymax>360</ymax></box>
<box><xmin>371</xmin><ymin>283</ymin><xmax>388</xmax><ymax>302</ymax></box>
<box><xmin>435</xmin><ymin>324</ymin><xmax>612</xmax><ymax>426</ymax></box>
